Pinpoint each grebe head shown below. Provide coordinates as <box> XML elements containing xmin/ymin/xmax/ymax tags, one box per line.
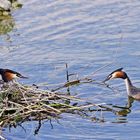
<box><xmin>103</xmin><ymin>68</ymin><xmax>127</xmax><ymax>82</ymax></box>
<box><xmin>0</xmin><ymin>68</ymin><xmax>28</xmax><ymax>82</ymax></box>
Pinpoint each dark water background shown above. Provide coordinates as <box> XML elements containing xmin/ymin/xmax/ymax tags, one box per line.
<box><xmin>0</xmin><ymin>0</ymin><xmax>140</xmax><ymax>139</ymax></box>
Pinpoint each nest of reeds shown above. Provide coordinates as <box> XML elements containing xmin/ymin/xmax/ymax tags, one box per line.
<box><xmin>0</xmin><ymin>80</ymin><xmax>104</xmax><ymax>128</ymax></box>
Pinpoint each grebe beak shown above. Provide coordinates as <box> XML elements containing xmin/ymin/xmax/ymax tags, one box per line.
<box><xmin>18</xmin><ymin>75</ymin><xmax>28</xmax><ymax>79</ymax></box>
<box><xmin>103</xmin><ymin>75</ymin><xmax>112</xmax><ymax>83</ymax></box>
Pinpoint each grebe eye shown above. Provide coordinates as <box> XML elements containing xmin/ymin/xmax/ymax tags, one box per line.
<box><xmin>16</xmin><ymin>73</ymin><xmax>21</xmax><ymax>77</ymax></box>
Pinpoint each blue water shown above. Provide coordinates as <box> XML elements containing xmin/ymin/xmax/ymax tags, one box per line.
<box><xmin>0</xmin><ymin>0</ymin><xmax>140</xmax><ymax>139</ymax></box>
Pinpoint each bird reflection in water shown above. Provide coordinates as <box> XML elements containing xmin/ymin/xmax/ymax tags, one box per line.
<box><xmin>102</xmin><ymin>82</ymin><xmax>136</xmax><ymax>124</ymax></box>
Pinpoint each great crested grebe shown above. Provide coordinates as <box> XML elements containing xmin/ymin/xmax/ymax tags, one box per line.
<box><xmin>103</xmin><ymin>68</ymin><xmax>140</xmax><ymax>100</ymax></box>
<box><xmin>0</xmin><ymin>68</ymin><xmax>28</xmax><ymax>82</ymax></box>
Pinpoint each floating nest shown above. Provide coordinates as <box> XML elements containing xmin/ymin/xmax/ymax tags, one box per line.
<box><xmin>0</xmin><ymin>80</ymin><xmax>106</xmax><ymax>128</ymax></box>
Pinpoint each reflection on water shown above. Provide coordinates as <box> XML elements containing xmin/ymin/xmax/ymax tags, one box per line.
<box><xmin>0</xmin><ymin>0</ymin><xmax>140</xmax><ymax>139</ymax></box>
<box><xmin>0</xmin><ymin>15</ymin><xmax>14</xmax><ymax>35</ymax></box>
<box><xmin>110</xmin><ymin>96</ymin><xmax>134</xmax><ymax>116</ymax></box>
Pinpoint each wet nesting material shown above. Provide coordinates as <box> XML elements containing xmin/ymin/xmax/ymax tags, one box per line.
<box><xmin>0</xmin><ymin>77</ymin><xmax>129</xmax><ymax>128</ymax></box>
<box><xmin>0</xmin><ymin>81</ymin><xmax>103</xmax><ymax>127</ymax></box>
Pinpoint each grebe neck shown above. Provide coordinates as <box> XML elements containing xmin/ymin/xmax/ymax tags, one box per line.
<box><xmin>124</xmin><ymin>76</ymin><xmax>133</xmax><ymax>96</ymax></box>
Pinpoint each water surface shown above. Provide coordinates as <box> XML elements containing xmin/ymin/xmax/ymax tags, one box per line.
<box><xmin>0</xmin><ymin>0</ymin><xmax>140</xmax><ymax>139</ymax></box>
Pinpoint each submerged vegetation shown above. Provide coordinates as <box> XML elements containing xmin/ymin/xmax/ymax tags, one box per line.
<box><xmin>0</xmin><ymin>15</ymin><xmax>14</xmax><ymax>35</ymax></box>
<box><xmin>0</xmin><ymin>0</ymin><xmax>22</xmax><ymax>36</ymax></box>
